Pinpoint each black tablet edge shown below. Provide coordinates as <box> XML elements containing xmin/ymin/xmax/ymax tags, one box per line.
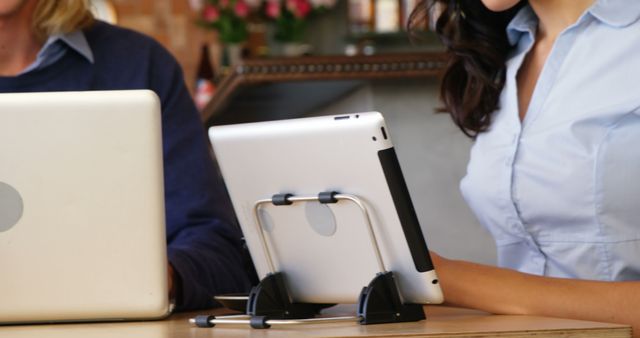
<box><xmin>378</xmin><ymin>147</ymin><xmax>434</xmax><ymax>273</ymax></box>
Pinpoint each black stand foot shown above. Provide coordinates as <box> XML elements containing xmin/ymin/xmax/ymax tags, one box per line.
<box><xmin>194</xmin><ymin>315</ymin><xmax>216</xmax><ymax>328</ymax></box>
<box><xmin>247</xmin><ymin>272</ymin><xmax>329</xmax><ymax>320</ymax></box>
<box><xmin>357</xmin><ymin>271</ymin><xmax>425</xmax><ymax>324</ymax></box>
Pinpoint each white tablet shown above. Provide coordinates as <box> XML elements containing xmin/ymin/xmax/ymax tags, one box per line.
<box><xmin>209</xmin><ymin>112</ymin><xmax>443</xmax><ymax>305</ymax></box>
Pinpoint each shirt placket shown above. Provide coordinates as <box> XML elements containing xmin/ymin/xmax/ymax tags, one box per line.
<box><xmin>506</xmin><ymin>22</ymin><xmax>584</xmax><ymax>275</ymax></box>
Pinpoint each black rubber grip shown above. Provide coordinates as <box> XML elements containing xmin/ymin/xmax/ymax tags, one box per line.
<box><xmin>272</xmin><ymin>193</ymin><xmax>293</xmax><ymax>206</ymax></box>
<box><xmin>318</xmin><ymin>191</ymin><xmax>339</xmax><ymax>204</ymax></box>
<box><xmin>250</xmin><ymin>316</ymin><xmax>271</xmax><ymax>329</ymax></box>
<box><xmin>195</xmin><ymin>315</ymin><xmax>216</xmax><ymax>328</ymax></box>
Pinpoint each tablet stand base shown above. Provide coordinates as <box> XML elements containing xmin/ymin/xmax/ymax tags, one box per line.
<box><xmin>192</xmin><ymin>192</ymin><xmax>426</xmax><ymax>329</ymax></box>
<box><xmin>358</xmin><ymin>271</ymin><xmax>425</xmax><ymax>324</ymax></box>
<box><xmin>246</xmin><ymin>272</ymin><xmax>330</xmax><ymax>320</ymax></box>
<box><xmin>194</xmin><ymin>270</ymin><xmax>425</xmax><ymax>329</ymax></box>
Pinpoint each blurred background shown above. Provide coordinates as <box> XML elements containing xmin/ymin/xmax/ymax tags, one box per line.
<box><xmin>97</xmin><ymin>0</ymin><xmax>443</xmax><ymax>92</ymax></box>
<box><xmin>94</xmin><ymin>0</ymin><xmax>498</xmax><ymax>266</ymax></box>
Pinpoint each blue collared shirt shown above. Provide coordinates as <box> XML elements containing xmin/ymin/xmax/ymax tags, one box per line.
<box><xmin>460</xmin><ymin>0</ymin><xmax>640</xmax><ymax>280</ymax></box>
<box><xmin>19</xmin><ymin>30</ymin><xmax>94</xmax><ymax>75</ymax></box>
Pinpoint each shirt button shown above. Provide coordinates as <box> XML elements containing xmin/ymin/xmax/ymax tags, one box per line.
<box><xmin>533</xmin><ymin>254</ymin><xmax>546</xmax><ymax>266</ymax></box>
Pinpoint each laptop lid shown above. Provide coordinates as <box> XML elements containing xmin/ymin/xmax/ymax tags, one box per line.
<box><xmin>0</xmin><ymin>90</ymin><xmax>169</xmax><ymax>323</ymax></box>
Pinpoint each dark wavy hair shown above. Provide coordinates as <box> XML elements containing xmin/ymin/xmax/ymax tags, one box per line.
<box><xmin>409</xmin><ymin>0</ymin><xmax>527</xmax><ymax>137</ymax></box>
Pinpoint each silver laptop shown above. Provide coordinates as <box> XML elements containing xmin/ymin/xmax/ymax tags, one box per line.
<box><xmin>0</xmin><ymin>90</ymin><xmax>170</xmax><ymax>324</ymax></box>
<box><xmin>209</xmin><ymin>112</ymin><xmax>443</xmax><ymax>305</ymax></box>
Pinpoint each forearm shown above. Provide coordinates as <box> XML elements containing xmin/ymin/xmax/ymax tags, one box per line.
<box><xmin>168</xmin><ymin>226</ymin><xmax>251</xmax><ymax>311</ymax></box>
<box><xmin>432</xmin><ymin>254</ymin><xmax>640</xmax><ymax>335</ymax></box>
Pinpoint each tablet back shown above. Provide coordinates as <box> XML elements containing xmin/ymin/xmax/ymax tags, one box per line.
<box><xmin>0</xmin><ymin>90</ymin><xmax>170</xmax><ymax>323</ymax></box>
<box><xmin>209</xmin><ymin>112</ymin><xmax>443</xmax><ymax>304</ymax></box>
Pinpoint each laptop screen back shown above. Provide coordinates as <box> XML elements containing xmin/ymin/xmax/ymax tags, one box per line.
<box><xmin>0</xmin><ymin>90</ymin><xmax>169</xmax><ymax>323</ymax></box>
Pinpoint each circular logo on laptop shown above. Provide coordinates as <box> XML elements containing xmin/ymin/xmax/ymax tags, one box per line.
<box><xmin>0</xmin><ymin>182</ymin><xmax>24</xmax><ymax>232</ymax></box>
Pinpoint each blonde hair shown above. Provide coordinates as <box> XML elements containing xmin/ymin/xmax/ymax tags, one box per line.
<box><xmin>32</xmin><ymin>0</ymin><xmax>95</xmax><ymax>41</ymax></box>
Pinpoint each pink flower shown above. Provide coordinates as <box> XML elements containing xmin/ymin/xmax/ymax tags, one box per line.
<box><xmin>297</xmin><ymin>2</ymin><xmax>312</xmax><ymax>18</ymax></box>
<box><xmin>287</xmin><ymin>0</ymin><xmax>312</xmax><ymax>18</ymax></box>
<box><xmin>265</xmin><ymin>0</ymin><xmax>281</xmax><ymax>18</ymax></box>
<box><xmin>202</xmin><ymin>4</ymin><xmax>220</xmax><ymax>22</ymax></box>
<box><xmin>234</xmin><ymin>0</ymin><xmax>250</xmax><ymax>17</ymax></box>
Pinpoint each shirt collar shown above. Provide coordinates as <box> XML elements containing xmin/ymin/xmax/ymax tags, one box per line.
<box><xmin>506</xmin><ymin>0</ymin><xmax>640</xmax><ymax>46</ymax></box>
<box><xmin>589</xmin><ymin>0</ymin><xmax>640</xmax><ymax>28</ymax></box>
<box><xmin>47</xmin><ymin>30</ymin><xmax>94</xmax><ymax>63</ymax></box>
<box><xmin>506</xmin><ymin>5</ymin><xmax>537</xmax><ymax>46</ymax></box>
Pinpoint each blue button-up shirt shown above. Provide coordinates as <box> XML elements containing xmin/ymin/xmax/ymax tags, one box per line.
<box><xmin>19</xmin><ymin>30</ymin><xmax>94</xmax><ymax>75</ymax></box>
<box><xmin>460</xmin><ymin>0</ymin><xmax>640</xmax><ymax>281</ymax></box>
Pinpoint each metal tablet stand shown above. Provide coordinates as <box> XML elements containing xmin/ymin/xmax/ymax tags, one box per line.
<box><xmin>191</xmin><ymin>191</ymin><xmax>425</xmax><ymax>329</ymax></box>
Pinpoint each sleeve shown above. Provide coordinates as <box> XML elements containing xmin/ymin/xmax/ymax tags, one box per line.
<box><xmin>147</xmin><ymin>43</ymin><xmax>252</xmax><ymax>311</ymax></box>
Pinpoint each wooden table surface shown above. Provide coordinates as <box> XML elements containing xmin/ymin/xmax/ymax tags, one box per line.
<box><xmin>0</xmin><ymin>305</ymin><xmax>631</xmax><ymax>338</ymax></box>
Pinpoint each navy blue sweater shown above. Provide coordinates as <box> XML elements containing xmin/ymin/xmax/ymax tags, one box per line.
<box><xmin>0</xmin><ymin>21</ymin><xmax>251</xmax><ymax>310</ymax></box>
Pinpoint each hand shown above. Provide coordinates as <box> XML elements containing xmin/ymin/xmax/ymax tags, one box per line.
<box><xmin>429</xmin><ymin>250</ymin><xmax>445</xmax><ymax>268</ymax></box>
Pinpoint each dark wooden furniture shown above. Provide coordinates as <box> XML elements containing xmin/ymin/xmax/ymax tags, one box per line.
<box><xmin>201</xmin><ymin>53</ymin><xmax>447</xmax><ymax>126</ymax></box>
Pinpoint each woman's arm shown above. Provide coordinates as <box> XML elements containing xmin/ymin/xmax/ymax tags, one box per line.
<box><xmin>431</xmin><ymin>252</ymin><xmax>640</xmax><ymax>336</ymax></box>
